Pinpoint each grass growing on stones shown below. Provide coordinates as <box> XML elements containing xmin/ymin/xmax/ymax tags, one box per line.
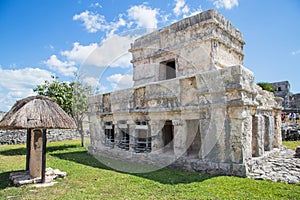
<box><xmin>0</xmin><ymin>140</ymin><xmax>300</xmax><ymax>200</ymax></box>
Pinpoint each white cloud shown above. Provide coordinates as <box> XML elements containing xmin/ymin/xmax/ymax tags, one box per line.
<box><xmin>82</xmin><ymin>34</ymin><xmax>134</xmax><ymax>68</ymax></box>
<box><xmin>43</xmin><ymin>55</ymin><xmax>77</xmax><ymax>76</ymax></box>
<box><xmin>73</xmin><ymin>10</ymin><xmax>127</xmax><ymax>35</ymax></box>
<box><xmin>106</xmin><ymin>73</ymin><xmax>133</xmax><ymax>90</ymax></box>
<box><xmin>83</xmin><ymin>76</ymin><xmax>99</xmax><ymax>87</ymax></box>
<box><xmin>90</xmin><ymin>2</ymin><xmax>102</xmax><ymax>8</ymax></box>
<box><xmin>127</xmin><ymin>5</ymin><xmax>159</xmax><ymax>29</ymax></box>
<box><xmin>73</xmin><ymin>10</ymin><xmax>108</xmax><ymax>33</ymax></box>
<box><xmin>213</xmin><ymin>0</ymin><xmax>238</xmax><ymax>9</ymax></box>
<box><xmin>0</xmin><ymin>68</ymin><xmax>53</xmax><ymax>111</ymax></box>
<box><xmin>61</xmin><ymin>42</ymin><xmax>98</xmax><ymax>63</ymax></box>
<box><xmin>44</xmin><ymin>33</ymin><xmax>137</xmax><ymax>79</ymax></box>
<box><xmin>107</xmin><ymin>15</ymin><xmax>127</xmax><ymax>36</ymax></box>
<box><xmin>291</xmin><ymin>50</ymin><xmax>300</xmax><ymax>55</ymax></box>
<box><xmin>173</xmin><ymin>0</ymin><xmax>189</xmax><ymax>17</ymax></box>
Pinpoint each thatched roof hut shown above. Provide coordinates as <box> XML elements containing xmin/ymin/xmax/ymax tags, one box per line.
<box><xmin>0</xmin><ymin>95</ymin><xmax>76</xmax><ymax>130</ymax></box>
<box><xmin>0</xmin><ymin>95</ymin><xmax>76</xmax><ymax>184</ymax></box>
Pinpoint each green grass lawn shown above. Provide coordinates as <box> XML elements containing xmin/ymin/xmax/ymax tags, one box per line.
<box><xmin>283</xmin><ymin>140</ymin><xmax>300</xmax><ymax>150</ymax></box>
<box><xmin>0</xmin><ymin>140</ymin><xmax>300</xmax><ymax>200</ymax></box>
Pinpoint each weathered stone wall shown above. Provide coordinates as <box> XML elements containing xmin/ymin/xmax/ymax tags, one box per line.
<box><xmin>0</xmin><ymin>129</ymin><xmax>88</xmax><ymax>145</ymax></box>
<box><xmin>88</xmin><ymin>65</ymin><xmax>282</xmax><ymax>177</ymax></box>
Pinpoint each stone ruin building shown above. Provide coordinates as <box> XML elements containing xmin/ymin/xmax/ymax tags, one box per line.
<box><xmin>271</xmin><ymin>81</ymin><xmax>300</xmax><ymax>111</ymax></box>
<box><xmin>88</xmin><ymin>9</ymin><xmax>283</xmax><ymax>177</ymax></box>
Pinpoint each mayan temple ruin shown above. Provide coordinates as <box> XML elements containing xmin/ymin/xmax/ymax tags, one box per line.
<box><xmin>88</xmin><ymin>9</ymin><xmax>283</xmax><ymax>177</ymax></box>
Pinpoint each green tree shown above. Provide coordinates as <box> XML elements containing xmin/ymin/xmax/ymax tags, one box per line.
<box><xmin>257</xmin><ymin>82</ymin><xmax>276</xmax><ymax>93</ymax></box>
<box><xmin>33</xmin><ymin>75</ymin><xmax>92</xmax><ymax>147</ymax></box>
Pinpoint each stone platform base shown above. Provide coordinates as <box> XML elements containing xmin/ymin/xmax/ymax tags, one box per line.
<box><xmin>248</xmin><ymin>147</ymin><xmax>300</xmax><ymax>184</ymax></box>
<box><xmin>10</xmin><ymin>168</ymin><xmax>67</xmax><ymax>187</ymax></box>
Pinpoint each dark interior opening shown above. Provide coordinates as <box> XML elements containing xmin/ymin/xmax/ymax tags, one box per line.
<box><xmin>118</xmin><ymin>128</ymin><xmax>129</xmax><ymax>150</ymax></box>
<box><xmin>160</xmin><ymin>59</ymin><xmax>176</xmax><ymax>80</ymax></box>
<box><xmin>186</xmin><ymin>125</ymin><xmax>201</xmax><ymax>158</ymax></box>
<box><xmin>104</xmin><ymin>122</ymin><xmax>114</xmax><ymax>146</ymax></box>
<box><xmin>166</xmin><ymin>61</ymin><xmax>176</xmax><ymax>80</ymax></box>
<box><xmin>134</xmin><ymin>121</ymin><xmax>151</xmax><ymax>153</ymax></box>
<box><xmin>278</xmin><ymin>87</ymin><xmax>281</xmax><ymax>91</ymax></box>
<box><xmin>162</xmin><ymin>120</ymin><xmax>174</xmax><ymax>152</ymax></box>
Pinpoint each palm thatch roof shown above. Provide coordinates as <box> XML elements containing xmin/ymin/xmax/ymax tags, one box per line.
<box><xmin>0</xmin><ymin>96</ymin><xmax>76</xmax><ymax>130</ymax></box>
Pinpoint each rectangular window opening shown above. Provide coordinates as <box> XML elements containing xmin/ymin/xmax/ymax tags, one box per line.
<box><xmin>134</xmin><ymin>121</ymin><xmax>151</xmax><ymax>153</ymax></box>
<box><xmin>159</xmin><ymin>59</ymin><xmax>176</xmax><ymax>80</ymax></box>
<box><xmin>104</xmin><ymin>121</ymin><xmax>114</xmax><ymax>147</ymax></box>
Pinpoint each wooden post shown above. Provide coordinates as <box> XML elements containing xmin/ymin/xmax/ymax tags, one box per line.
<box><xmin>26</xmin><ymin>128</ymin><xmax>31</xmax><ymax>171</ymax></box>
<box><xmin>41</xmin><ymin>129</ymin><xmax>47</xmax><ymax>183</ymax></box>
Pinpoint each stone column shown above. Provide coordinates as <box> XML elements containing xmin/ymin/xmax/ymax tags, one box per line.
<box><xmin>224</xmin><ymin>106</ymin><xmax>251</xmax><ymax>164</ymax></box>
<box><xmin>273</xmin><ymin>111</ymin><xmax>282</xmax><ymax>148</ymax></box>
<box><xmin>257</xmin><ymin>115</ymin><xmax>265</xmax><ymax>156</ymax></box>
<box><xmin>128</xmin><ymin>120</ymin><xmax>136</xmax><ymax>152</ymax></box>
<box><xmin>264</xmin><ymin>115</ymin><xmax>274</xmax><ymax>151</ymax></box>
<box><xmin>98</xmin><ymin>120</ymin><xmax>105</xmax><ymax>147</ymax></box>
<box><xmin>113</xmin><ymin>120</ymin><xmax>119</xmax><ymax>143</ymax></box>
<box><xmin>252</xmin><ymin>115</ymin><xmax>261</xmax><ymax>157</ymax></box>
<box><xmin>149</xmin><ymin>120</ymin><xmax>164</xmax><ymax>153</ymax></box>
<box><xmin>173</xmin><ymin>119</ymin><xmax>187</xmax><ymax>158</ymax></box>
<box><xmin>269</xmin><ymin>115</ymin><xmax>275</xmax><ymax>151</ymax></box>
<box><xmin>241</xmin><ymin>112</ymin><xmax>252</xmax><ymax>161</ymax></box>
<box><xmin>88</xmin><ymin>114</ymin><xmax>98</xmax><ymax>147</ymax></box>
<box><xmin>199</xmin><ymin>110</ymin><xmax>210</xmax><ymax>159</ymax></box>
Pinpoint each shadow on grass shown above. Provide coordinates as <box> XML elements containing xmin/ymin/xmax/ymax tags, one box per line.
<box><xmin>51</xmin><ymin>150</ymin><xmax>215</xmax><ymax>185</ymax></box>
<box><xmin>0</xmin><ymin>144</ymin><xmax>79</xmax><ymax>156</ymax></box>
<box><xmin>0</xmin><ymin>171</ymin><xmax>12</xmax><ymax>189</ymax></box>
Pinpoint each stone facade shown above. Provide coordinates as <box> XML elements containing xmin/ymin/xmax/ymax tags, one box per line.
<box><xmin>88</xmin><ymin>10</ymin><xmax>282</xmax><ymax>177</ymax></box>
<box><xmin>270</xmin><ymin>81</ymin><xmax>300</xmax><ymax>110</ymax></box>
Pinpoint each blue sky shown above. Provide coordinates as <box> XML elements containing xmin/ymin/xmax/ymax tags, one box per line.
<box><xmin>0</xmin><ymin>0</ymin><xmax>299</xmax><ymax>111</ymax></box>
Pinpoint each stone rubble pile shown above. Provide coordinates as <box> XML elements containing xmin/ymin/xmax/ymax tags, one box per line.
<box><xmin>10</xmin><ymin>168</ymin><xmax>67</xmax><ymax>186</ymax></box>
<box><xmin>281</xmin><ymin>122</ymin><xmax>300</xmax><ymax>141</ymax></box>
<box><xmin>248</xmin><ymin>147</ymin><xmax>300</xmax><ymax>184</ymax></box>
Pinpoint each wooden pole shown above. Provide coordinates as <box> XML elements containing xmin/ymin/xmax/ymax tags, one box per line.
<box><xmin>41</xmin><ymin>129</ymin><xmax>47</xmax><ymax>183</ymax></box>
<box><xmin>26</xmin><ymin>128</ymin><xmax>31</xmax><ymax>171</ymax></box>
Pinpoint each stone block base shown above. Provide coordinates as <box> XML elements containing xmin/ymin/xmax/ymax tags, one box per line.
<box><xmin>9</xmin><ymin>168</ymin><xmax>67</xmax><ymax>187</ymax></box>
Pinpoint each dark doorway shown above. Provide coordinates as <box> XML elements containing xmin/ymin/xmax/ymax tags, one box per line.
<box><xmin>162</xmin><ymin>120</ymin><xmax>174</xmax><ymax>152</ymax></box>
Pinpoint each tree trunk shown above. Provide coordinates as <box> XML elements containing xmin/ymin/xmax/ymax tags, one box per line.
<box><xmin>78</xmin><ymin>120</ymin><xmax>85</xmax><ymax>147</ymax></box>
<box><xmin>80</xmin><ymin>130</ymin><xmax>85</xmax><ymax>147</ymax></box>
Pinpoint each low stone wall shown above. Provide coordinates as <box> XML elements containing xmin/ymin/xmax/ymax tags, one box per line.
<box><xmin>0</xmin><ymin>129</ymin><xmax>89</xmax><ymax>145</ymax></box>
<box><xmin>0</xmin><ymin>130</ymin><xmax>27</xmax><ymax>144</ymax></box>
